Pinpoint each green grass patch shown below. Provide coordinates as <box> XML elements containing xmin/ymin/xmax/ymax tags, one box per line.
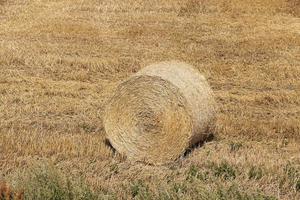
<box><xmin>8</xmin><ymin>163</ymin><xmax>109</xmax><ymax>200</ymax></box>
<box><xmin>213</xmin><ymin>161</ymin><xmax>236</xmax><ymax>180</ymax></box>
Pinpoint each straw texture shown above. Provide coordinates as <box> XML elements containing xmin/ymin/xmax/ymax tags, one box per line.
<box><xmin>104</xmin><ymin>61</ymin><xmax>216</xmax><ymax>164</ymax></box>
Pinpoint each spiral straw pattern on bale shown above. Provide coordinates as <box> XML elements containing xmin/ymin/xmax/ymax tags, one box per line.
<box><xmin>104</xmin><ymin>61</ymin><xmax>216</xmax><ymax>165</ymax></box>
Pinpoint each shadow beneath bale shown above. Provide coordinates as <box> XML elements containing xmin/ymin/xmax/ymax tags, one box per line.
<box><xmin>183</xmin><ymin>133</ymin><xmax>215</xmax><ymax>158</ymax></box>
<box><xmin>105</xmin><ymin>133</ymin><xmax>215</xmax><ymax>162</ymax></box>
<box><xmin>105</xmin><ymin>139</ymin><xmax>116</xmax><ymax>154</ymax></box>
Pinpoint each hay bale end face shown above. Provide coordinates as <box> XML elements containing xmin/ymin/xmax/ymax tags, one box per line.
<box><xmin>104</xmin><ymin>61</ymin><xmax>216</xmax><ymax>164</ymax></box>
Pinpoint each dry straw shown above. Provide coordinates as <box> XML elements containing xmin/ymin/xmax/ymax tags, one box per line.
<box><xmin>104</xmin><ymin>61</ymin><xmax>216</xmax><ymax>164</ymax></box>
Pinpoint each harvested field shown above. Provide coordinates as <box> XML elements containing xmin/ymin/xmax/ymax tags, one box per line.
<box><xmin>0</xmin><ymin>0</ymin><xmax>299</xmax><ymax>199</ymax></box>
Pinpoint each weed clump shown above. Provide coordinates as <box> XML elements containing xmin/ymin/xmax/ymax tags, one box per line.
<box><xmin>248</xmin><ymin>166</ymin><xmax>263</xmax><ymax>180</ymax></box>
<box><xmin>186</xmin><ymin>165</ymin><xmax>209</xmax><ymax>182</ymax></box>
<box><xmin>296</xmin><ymin>179</ymin><xmax>300</xmax><ymax>192</ymax></box>
<box><xmin>130</xmin><ymin>180</ymin><xmax>150</xmax><ymax>199</ymax></box>
<box><xmin>229</xmin><ymin>142</ymin><xmax>243</xmax><ymax>152</ymax></box>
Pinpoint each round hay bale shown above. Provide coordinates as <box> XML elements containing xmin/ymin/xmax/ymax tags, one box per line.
<box><xmin>104</xmin><ymin>61</ymin><xmax>216</xmax><ymax>165</ymax></box>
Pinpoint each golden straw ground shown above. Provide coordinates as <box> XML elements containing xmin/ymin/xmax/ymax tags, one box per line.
<box><xmin>104</xmin><ymin>61</ymin><xmax>216</xmax><ymax>164</ymax></box>
<box><xmin>0</xmin><ymin>0</ymin><xmax>299</xmax><ymax>199</ymax></box>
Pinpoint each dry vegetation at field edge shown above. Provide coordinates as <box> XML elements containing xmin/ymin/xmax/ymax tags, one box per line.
<box><xmin>0</xmin><ymin>0</ymin><xmax>299</xmax><ymax>199</ymax></box>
